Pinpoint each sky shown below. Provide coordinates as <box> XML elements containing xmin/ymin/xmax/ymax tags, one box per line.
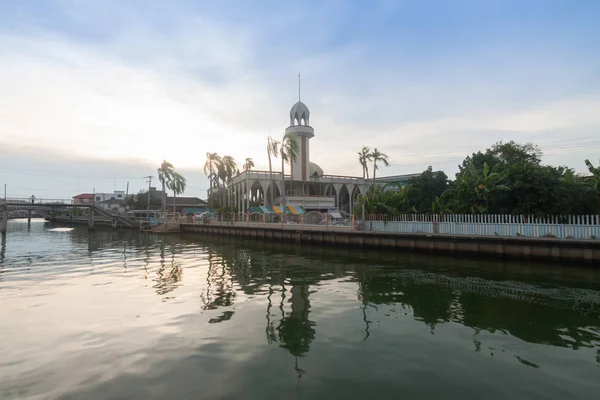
<box><xmin>1</xmin><ymin>0</ymin><xmax>599</xmax><ymax>199</ymax></box>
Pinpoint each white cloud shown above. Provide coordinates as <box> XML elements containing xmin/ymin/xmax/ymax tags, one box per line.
<box><xmin>1</xmin><ymin>3</ymin><xmax>600</xmax><ymax>199</ymax></box>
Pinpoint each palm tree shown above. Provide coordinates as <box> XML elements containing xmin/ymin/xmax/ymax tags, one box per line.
<box><xmin>358</xmin><ymin>146</ymin><xmax>372</xmax><ymax>180</ymax></box>
<box><xmin>267</xmin><ymin>136</ymin><xmax>280</xmax><ymax>207</ymax></box>
<box><xmin>585</xmin><ymin>159</ymin><xmax>600</xmax><ymax>211</ymax></box>
<box><xmin>357</xmin><ymin>146</ymin><xmax>372</xmax><ymax>225</ymax></box>
<box><xmin>243</xmin><ymin>158</ymin><xmax>255</xmax><ymax>172</ymax></box>
<box><xmin>221</xmin><ymin>155</ymin><xmax>237</xmax><ymax>206</ymax></box>
<box><xmin>204</xmin><ymin>152</ymin><xmax>222</xmax><ymax>211</ymax></box>
<box><xmin>585</xmin><ymin>159</ymin><xmax>600</xmax><ymax>191</ymax></box>
<box><xmin>370</xmin><ymin>148</ymin><xmax>389</xmax><ymax>182</ymax></box>
<box><xmin>157</xmin><ymin>160</ymin><xmax>174</xmax><ymax>216</ymax></box>
<box><xmin>168</xmin><ymin>172</ymin><xmax>187</xmax><ymax>214</ymax></box>
<box><xmin>279</xmin><ymin>133</ymin><xmax>299</xmax><ymax>214</ymax></box>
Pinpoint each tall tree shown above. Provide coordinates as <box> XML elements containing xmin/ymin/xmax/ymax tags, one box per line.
<box><xmin>585</xmin><ymin>159</ymin><xmax>600</xmax><ymax>191</ymax></box>
<box><xmin>370</xmin><ymin>148</ymin><xmax>389</xmax><ymax>181</ymax></box>
<box><xmin>157</xmin><ymin>160</ymin><xmax>174</xmax><ymax>215</ymax></box>
<box><xmin>358</xmin><ymin>146</ymin><xmax>372</xmax><ymax>180</ymax></box>
<box><xmin>585</xmin><ymin>159</ymin><xmax>600</xmax><ymax>210</ymax></box>
<box><xmin>267</xmin><ymin>136</ymin><xmax>280</xmax><ymax>207</ymax></box>
<box><xmin>279</xmin><ymin>133</ymin><xmax>299</xmax><ymax>214</ymax></box>
<box><xmin>204</xmin><ymin>152</ymin><xmax>222</xmax><ymax>211</ymax></box>
<box><xmin>243</xmin><ymin>158</ymin><xmax>255</xmax><ymax>172</ymax></box>
<box><xmin>168</xmin><ymin>172</ymin><xmax>187</xmax><ymax>214</ymax></box>
<box><xmin>407</xmin><ymin>166</ymin><xmax>448</xmax><ymax>213</ymax></box>
<box><xmin>221</xmin><ymin>155</ymin><xmax>237</xmax><ymax>207</ymax></box>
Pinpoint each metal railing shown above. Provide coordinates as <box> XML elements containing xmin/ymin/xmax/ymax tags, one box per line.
<box><xmin>364</xmin><ymin>214</ymin><xmax>600</xmax><ymax>240</ymax></box>
<box><xmin>2</xmin><ymin>197</ymin><xmax>72</xmax><ymax>205</ymax></box>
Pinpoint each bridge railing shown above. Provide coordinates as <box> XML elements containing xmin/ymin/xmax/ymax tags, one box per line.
<box><xmin>2</xmin><ymin>197</ymin><xmax>73</xmax><ymax>205</ymax></box>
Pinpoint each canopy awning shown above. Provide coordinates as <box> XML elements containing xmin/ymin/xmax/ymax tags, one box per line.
<box><xmin>273</xmin><ymin>206</ymin><xmax>283</xmax><ymax>214</ymax></box>
<box><xmin>287</xmin><ymin>205</ymin><xmax>307</xmax><ymax>215</ymax></box>
<box><xmin>259</xmin><ymin>206</ymin><xmax>272</xmax><ymax>214</ymax></box>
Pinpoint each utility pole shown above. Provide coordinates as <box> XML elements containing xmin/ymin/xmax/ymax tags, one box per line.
<box><xmin>145</xmin><ymin>175</ymin><xmax>153</xmax><ymax>216</ymax></box>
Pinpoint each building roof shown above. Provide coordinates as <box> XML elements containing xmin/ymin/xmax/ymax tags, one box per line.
<box><xmin>290</xmin><ymin>101</ymin><xmax>310</xmax><ymax>126</ymax></box>
<box><xmin>99</xmin><ymin>198</ymin><xmax>126</xmax><ymax>205</ymax></box>
<box><xmin>165</xmin><ymin>196</ymin><xmax>206</xmax><ymax>205</ymax></box>
<box><xmin>73</xmin><ymin>193</ymin><xmax>94</xmax><ymax>199</ymax></box>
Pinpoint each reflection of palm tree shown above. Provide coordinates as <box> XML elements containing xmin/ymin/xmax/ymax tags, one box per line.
<box><xmin>265</xmin><ymin>284</ymin><xmax>277</xmax><ymax>344</ymax></box>
<box><xmin>154</xmin><ymin>237</ymin><xmax>184</xmax><ymax>296</ymax></box>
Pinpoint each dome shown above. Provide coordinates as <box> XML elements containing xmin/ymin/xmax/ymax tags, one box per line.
<box><xmin>290</xmin><ymin>101</ymin><xmax>310</xmax><ymax>126</ymax></box>
<box><xmin>309</xmin><ymin>162</ymin><xmax>324</xmax><ymax>178</ymax></box>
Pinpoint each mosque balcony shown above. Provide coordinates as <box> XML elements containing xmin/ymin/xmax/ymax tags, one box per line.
<box><xmin>275</xmin><ymin>195</ymin><xmax>335</xmax><ymax>209</ymax></box>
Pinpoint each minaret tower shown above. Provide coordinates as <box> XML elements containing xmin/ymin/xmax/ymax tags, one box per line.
<box><xmin>285</xmin><ymin>73</ymin><xmax>315</xmax><ymax>182</ymax></box>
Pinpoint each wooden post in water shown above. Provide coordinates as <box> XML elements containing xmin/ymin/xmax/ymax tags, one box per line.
<box><xmin>1</xmin><ymin>208</ymin><xmax>7</xmax><ymax>234</ymax></box>
<box><xmin>88</xmin><ymin>190</ymin><xmax>95</xmax><ymax>231</ymax></box>
<box><xmin>1</xmin><ymin>184</ymin><xmax>7</xmax><ymax>234</ymax></box>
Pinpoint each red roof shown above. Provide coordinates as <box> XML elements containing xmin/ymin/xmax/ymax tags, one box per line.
<box><xmin>73</xmin><ymin>193</ymin><xmax>94</xmax><ymax>199</ymax></box>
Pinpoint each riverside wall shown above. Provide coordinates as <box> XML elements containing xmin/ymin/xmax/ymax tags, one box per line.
<box><xmin>180</xmin><ymin>223</ymin><xmax>600</xmax><ymax>264</ymax></box>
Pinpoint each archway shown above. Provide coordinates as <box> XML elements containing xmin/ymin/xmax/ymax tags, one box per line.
<box><xmin>351</xmin><ymin>185</ymin><xmax>361</xmax><ymax>214</ymax></box>
<box><xmin>265</xmin><ymin>183</ymin><xmax>281</xmax><ymax>206</ymax></box>
<box><xmin>338</xmin><ymin>185</ymin><xmax>350</xmax><ymax>214</ymax></box>
<box><xmin>249</xmin><ymin>181</ymin><xmax>265</xmax><ymax>207</ymax></box>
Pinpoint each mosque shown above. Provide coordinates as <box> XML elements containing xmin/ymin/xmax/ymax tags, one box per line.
<box><xmin>224</xmin><ymin>96</ymin><xmax>420</xmax><ymax>215</ymax></box>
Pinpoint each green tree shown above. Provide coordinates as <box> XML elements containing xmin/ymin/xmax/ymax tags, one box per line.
<box><xmin>126</xmin><ymin>190</ymin><xmax>161</xmax><ymax>210</ymax></box>
<box><xmin>168</xmin><ymin>172</ymin><xmax>187</xmax><ymax>214</ymax></box>
<box><xmin>370</xmin><ymin>148</ymin><xmax>389</xmax><ymax>181</ymax></box>
<box><xmin>358</xmin><ymin>146</ymin><xmax>372</xmax><ymax>180</ymax></box>
<box><xmin>158</xmin><ymin>160</ymin><xmax>174</xmax><ymax>215</ymax></box>
<box><xmin>204</xmin><ymin>152</ymin><xmax>222</xmax><ymax>211</ymax></box>
<box><xmin>243</xmin><ymin>158</ymin><xmax>255</xmax><ymax>172</ymax></box>
<box><xmin>267</xmin><ymin>136</ymin><xmax>279</xmax><ymax>207</ymax></box>
<box><xmin>407</xmin><ymin>166</ymin><xmax>448</xmax><ymax>213</ymax></box>
<box><xmin>584</xmin><ymin>159</ymin><xmax>600</xmax><ymax>210</ymax></box>
<box><xmin>219</xmin><ymin>155</ymin><xmax>237</xmax><ymax>207</ymax></box>
<box><xmin>279</xmin><ymin>133</ymin><xmax>299</xmax><ymax>211</ymax></box>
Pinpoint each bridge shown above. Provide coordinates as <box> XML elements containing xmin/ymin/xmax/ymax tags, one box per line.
<box><xmin>0</xmin><ymin>197</ymin><xmax>136</xmax><ymax>231</ymax></box>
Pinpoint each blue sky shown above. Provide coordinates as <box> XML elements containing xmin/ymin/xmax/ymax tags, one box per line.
<box><xmin>1</xmin><ymin>0</ymin><xmax>599</xmax><ymax>198</ymax></box>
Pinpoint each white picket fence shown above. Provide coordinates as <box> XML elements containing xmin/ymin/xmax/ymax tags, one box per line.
<box><xmin>365</xmin><ymin>214</ymin><xmax>600</xmax><ymax>240</ymax></box>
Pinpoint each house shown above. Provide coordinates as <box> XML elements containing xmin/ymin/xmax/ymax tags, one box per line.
<box><xmin>98</xmin><ymin>198</ymin><xmax>126</xmax><ymax>213</ymax></box>
<box><xmin>94</xmin><ymin>191</ymin><xmax>125</xmax><ymax>203</ymax></box>
<box><xmin>72</xmin><ymin>193</ymin><xmax>94</xmax><ymax>205</ymax></box>
<box><xmin>165</xmin><ymin>196</ymin><xmax>207</xmax><ymax>213</ymax></box>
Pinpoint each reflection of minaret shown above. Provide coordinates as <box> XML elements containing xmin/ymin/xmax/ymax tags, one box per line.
<box><xmin>286</xmin><ymin>74</ymin><xmax>314</xmax><ymax>182</ymax></box>
<box><xmin>277</xmin><ymin>283</ymin><xmax>315</xmax><ymax>357</ymax></box>
<box><xmin>275</xmin><ymin>280</ymin><xmax>315</xmax><ymax>392</ymax></box>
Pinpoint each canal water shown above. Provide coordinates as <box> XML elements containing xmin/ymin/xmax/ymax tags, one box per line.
<box><xmin>1</xmin><ymin>219</ymin><xmax>599</xmax><ymax>399</ymax></box>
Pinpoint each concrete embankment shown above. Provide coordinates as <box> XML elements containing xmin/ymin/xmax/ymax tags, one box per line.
<box><xmin>180</xmin><ymin>223</ymin><xmax>600</xmax><ymax>264</ymax></box>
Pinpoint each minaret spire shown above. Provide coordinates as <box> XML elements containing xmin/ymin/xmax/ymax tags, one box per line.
<box><xmin>297</xmin><ymin>72</ymin><xmax>301</xmax><ymax>102</ymax></box>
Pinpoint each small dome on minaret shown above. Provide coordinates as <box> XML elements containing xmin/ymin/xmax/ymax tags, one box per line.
<box><xmin>290</xmin><ymin>101</ymin><xmax>310</xmax><ymax>126</ymax></box>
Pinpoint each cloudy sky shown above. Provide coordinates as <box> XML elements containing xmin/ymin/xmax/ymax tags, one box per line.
<box><xmin>1</xmin><ymin>0</ymin><xmax>599</xmax><ymax>199</ymax></box>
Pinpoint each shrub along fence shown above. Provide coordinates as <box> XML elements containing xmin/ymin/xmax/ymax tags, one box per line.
<box><xmin>365</xmin><ymin>214</ymin><xmax>600</xmax><ymax>240</ymax></box>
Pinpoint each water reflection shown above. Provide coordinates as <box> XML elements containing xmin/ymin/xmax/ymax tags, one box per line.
<box><xmin>2</xmin><ymin>225</ymin><xmax>600</xmax><ymax>399</ymax></box>
<box><xmin>193</xmin><ymin>236</ymin><xmax>600</xmax><ymax>367</ymax></box>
